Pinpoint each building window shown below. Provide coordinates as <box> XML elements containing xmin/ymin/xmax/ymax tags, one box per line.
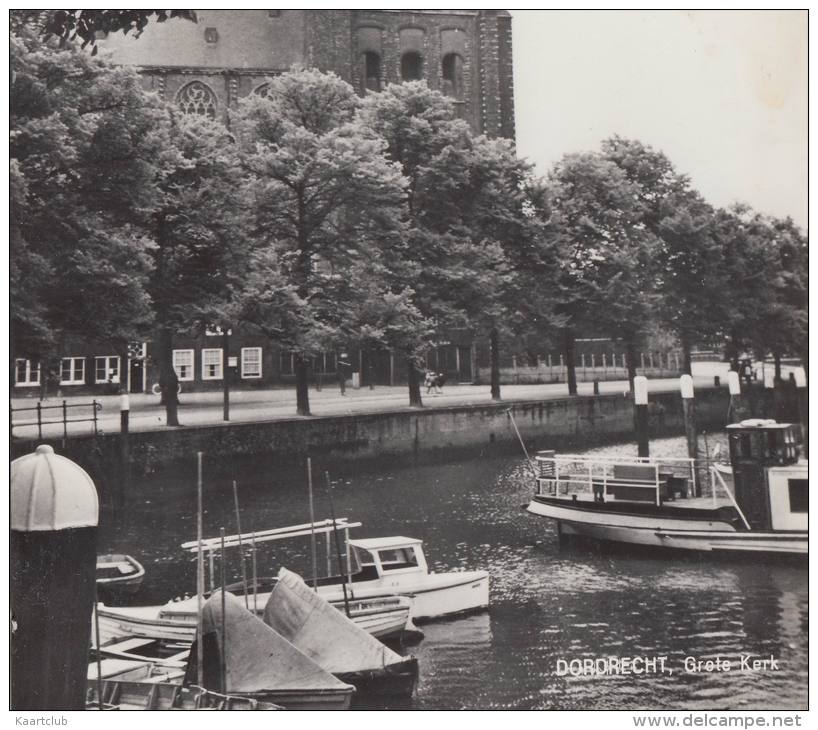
<box><xmin>172</xmin><ymin>349</ymin><xmax>195</xmax><ymax>381</ymax></box>
<box><xmin>280</xmin><ymin>351</ymin><xmax>294</xmax><ymax>376</ymax></box>
<box><xmin>202</xmin><ymin>348</ymin><xmax>223</xmax><ymax>380</ymax></box>
<box><xmin>15</xmin><ymin>359</ymin><xmax>40</xmax><ymax>387</ymax></box>
<box><xmin>441</xmin><ymin>52</ymin><xmax>464</xmax><ymax>98</ymax></box>
<box><xmin>788</xmin><ymin>479</ymin><xmax>808</xmax><ymax>513</ymax></box>
<box><xmin>95</xmin><ymin>356</ymin><xmax>120</xmax><ymax>384</ymax></box>
<box><xmin>401</xmin><ymin>52</ymin><xmax>423</xmax><ymax>81</ymax></box>
<box><xmin>204</xmin><ymin>27</ymin><xmax>218</xmax><ymax>44</ymax></box>
<box><xmin>312</xmin><ymin>352</ymin><xmax>337</xmax><ymax>374</ymax></box>
<box><xmin>60</xmin><ymin>357</ymin><xmax>86</xmax><ymax>385</ymax></box>
<box><xmin>241</xmin><ymin>347</ymin><xmax>262</xmax><ymax>379</ymax></box>
<box><xmin>362</xmin><ymin>51</ymin><xmax>381</xmax><ymax>92</ymax></box>
<box><xmin>177</xmin><ymin>81</ymin><xmax>218</xmax><ymax>119</ymax></box>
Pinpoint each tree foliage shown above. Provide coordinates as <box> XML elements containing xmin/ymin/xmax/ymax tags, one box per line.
<box><xmin>233</xmin><ymin>69</ymin><xmax>409</xmax><ymax>415</ymax></box>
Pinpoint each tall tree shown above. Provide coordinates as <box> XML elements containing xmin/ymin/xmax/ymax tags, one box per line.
<box><xmin>142</xmin><ymin>112</ymin><xmax>247</xmax><ymax>426</ymax></box>
<box><xmin>601</xmin><ymin>136</ymin><xmax>720</xmax><ymax>375</ymax></box>
<box><xmin>359</xmin><ymin>83</ymin><xmax>541</xmax><ymax>403</ymax></box>
<box><xmin>544</xmin><ymin>151</ymin><xmax>654</xmax><ymax>392</ymax></box>
<box><xmin>234</xmin><ymin>69</ymin><xmax>407</xmax><ymax>415</ymax></box>
<box><xmin>11</xmin><ymin>30</ymin><xmax>161</xmax><ymax>391</ymax></box>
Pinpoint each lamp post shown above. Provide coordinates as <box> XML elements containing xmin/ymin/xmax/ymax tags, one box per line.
<box><xmin>634</xmin><ymin>375</ymin><xmax>649</xmax><ymax>458</ymax></box>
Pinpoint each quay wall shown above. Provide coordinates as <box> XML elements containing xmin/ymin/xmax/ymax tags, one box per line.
<box><xmin>12</xmin><ymin>386</ymin><xmax>800</xmax><ymax>487</ymax></box>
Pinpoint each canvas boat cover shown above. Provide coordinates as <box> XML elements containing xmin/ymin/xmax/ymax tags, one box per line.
<box><xmin>263</xmin><ymin>568</ymin><xmax>404</xmax><ymax>674</ymax></box>
<box><xmin>195</xmin><ymin>591</ymin><xmax>352</xmax><ymax>694</ymax></box>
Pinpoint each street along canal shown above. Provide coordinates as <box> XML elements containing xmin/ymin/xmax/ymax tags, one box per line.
<box><xmin>97</xmin><ymin>435</ymin><xmax>807</xmax><ymax>710</ymax></box>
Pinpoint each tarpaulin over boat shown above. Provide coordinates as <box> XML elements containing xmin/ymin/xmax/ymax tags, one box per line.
<box><xmin>263</xmin><ymin>568</ymin><xmax>405</xmax><ymax>674</ymax></box>
<box><xmin>190</xmin><ymin>591</ymin><xmax>353</xmax><ymax>695</ymax></box>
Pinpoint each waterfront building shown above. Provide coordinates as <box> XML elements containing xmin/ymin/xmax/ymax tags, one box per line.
<box><xmin>12</xmin><ymin>9</ymin><xmax>514</xmax><ymax>397</ymax></box>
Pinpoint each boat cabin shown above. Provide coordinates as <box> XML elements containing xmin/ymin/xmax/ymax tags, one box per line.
<box><xmin>727</xmin><ymin>420</ymin><xmax>806</xmax><ymax>532</ymax></box>
<box><xmin>348</xmin><ymin>537</ymin><xmax>429</xmax><ymax>582</ymax></box>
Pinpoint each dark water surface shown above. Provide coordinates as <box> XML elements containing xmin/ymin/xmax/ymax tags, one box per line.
<box><xmin>98</xmin><ymin>436</ymin><xmax>807</xmax><ymax>710</ymax></box>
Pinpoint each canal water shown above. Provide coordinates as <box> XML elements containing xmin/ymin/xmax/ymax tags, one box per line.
<box><xmin>98</xmin><ymin>435</ymin><xmax>807</xmax><ymax>711</ymax></box>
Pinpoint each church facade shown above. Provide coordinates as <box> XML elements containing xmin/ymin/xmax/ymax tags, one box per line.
<box><xmin>98</xmin><ymin>9</ymin><xmax>515</xmax><ymax>140</ymax></box>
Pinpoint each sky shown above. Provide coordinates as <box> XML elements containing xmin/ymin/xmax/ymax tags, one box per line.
<box><xmin>510</xmin><ymin>10</ymin><xmax>807</xmax><ymax>229</ymax></box>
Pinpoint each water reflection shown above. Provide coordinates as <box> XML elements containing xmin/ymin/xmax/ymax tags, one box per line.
<box><xmin>98</xmin><ymin>436</ymin><xmax>807</xmax><ymax>710</ymax></box>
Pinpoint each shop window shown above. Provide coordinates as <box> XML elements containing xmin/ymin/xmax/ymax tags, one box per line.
<box><xmin>95</xmin><ymin>356</ymin><xmax>120</xmax><ymax>384</ymax></box>
<box><xmin>15</xmin><ymin>359</ymin><xmax>40</xmax><ymax>387</ymax></box>
<box><xmin>60</xmin><ymin>357</ymin><xmax>86</xmax><ymax>385</ymax></box>
<box><xmin>241</xmin><ymin>347</ymin><xmax>262</xmax><ymax>378</ymax></box>
<box><xmin>202</xmin><ymin>348</ymin><xmax>223</xmax><ymax>380</ymax></box>
<box><xmin>172</xmin><ymin>349</ymin><xmax>195</xmax><ymax>381</ymax></box>
<box><xmin>401</xmin><ymin>52</ymin><xmax>423</xmax><ymax>81</ymax></box>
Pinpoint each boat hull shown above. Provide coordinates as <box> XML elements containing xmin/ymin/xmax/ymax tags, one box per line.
<box><xmin>96</xmin><ymin>594</ymin><xmax>411</xmax><ymax>647</ymax></box>
<box><xmin>528</xmin><ymin>498</ymin><xmax>807</xmax><ymax>555</ymax></box>
<box><xmin>96</xmin><ymin>555</ymin><xmax>145</xmax><ymax>595</ymax></box>
<box><xmin>318</xmin><ymin>571</ymin><xmax>490</xmax><ymax>621</ymax></box>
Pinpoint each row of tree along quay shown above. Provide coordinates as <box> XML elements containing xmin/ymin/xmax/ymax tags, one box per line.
<box><xmin>11</xmin><ymin>18</ymin><xmax>808</xmax><ymax>430</ymax></box>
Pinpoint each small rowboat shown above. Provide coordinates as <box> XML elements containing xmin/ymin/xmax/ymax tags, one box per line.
<box><xmin>96</xmin><ymin>555</ymin><xmax>145</xmax><ymax>594</ymax></box>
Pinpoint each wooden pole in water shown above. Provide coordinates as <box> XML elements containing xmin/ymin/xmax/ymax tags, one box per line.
<box><xmin>307</xmin><ymin>457</ymin><xmax>318</xmax><ymax>591</ymax></box>
<box><xmin>220</xmin><ymin>527</ymin><xmax>227</xmax><ymax>694</ymax></box>
<box><xmin>680</xmin><ymin>375</ymin><xmax>701</xmax><ymax>497</ymax></box>
<box><xmin>634</xmin><ymin>376</ymin><xmax>650</xmax><ymax>458</ymax></box>
<box><xmin>251</xmin><ymin>532</ymin><xmax>258</xmax><ymax>615</ymax></box>
<box><xmin>794</xmin><ymin>368</ymin><xmax>808</xmax><ymax>458</ymax></box>
<box><xmin>196</xmin><ymin>451</ymin><xmax>204</xmax><ymax>691</ymax></box>
<box><xmin>324</xmin><ymin>471</ymin><xmax>352</xmax><ymax>617</ymax></box>
<box><xmin>93</xmin><ymin>587</ymin><xmax>103</xmax><ymax>710</ymax></box>
<box><xmin>232</xmin><ymin>480</ymin><xmax>249</xmax><ymax>609</ymax></box>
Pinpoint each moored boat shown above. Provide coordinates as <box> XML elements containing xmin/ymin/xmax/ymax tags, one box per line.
<box><xmin>526</xmin><ymin>420</ymin><xmax>807</xmax><ymax>556</ymax></box>
<box><xmin>181</xmin><ymin>520</ymin><xmax>490</xmax><ymax>622</ymax></box>
<box><xmin>264</xmin><ymin>568</ymin><xmax>418</xmax><ymax>699</ymax></box>
<box><xmin>96</xmin><ymin>588</ymin><xmax>413</xmax><ymax>648</ymax></box>
<box><xmin>186</xmin><ymin>591</ymin><xmax>356</xmax><ymax>710</ymax></box>
<box><xmin>96</xmin><ymin>554</ymin><xmax>145</xmax><ymax>595</ymax></box>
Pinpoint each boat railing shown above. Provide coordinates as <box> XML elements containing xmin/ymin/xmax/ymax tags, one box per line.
<box><xmin>534</xmin><ymin>454</ymin><xmax>699</xmax><ymax>506</ymax></box>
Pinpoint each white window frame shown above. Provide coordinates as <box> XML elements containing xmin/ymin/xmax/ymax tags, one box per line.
<box><xmin>241</xmin><ymin>347</ymin><xmax>262</xmax><ymax>379</ymax></box>
<box><xmin>94</xmin><ymin>355</ymin><xmax>121</xmax><ymax>384</ymax></box>
<box><xmin>172</xmin><ymin>349</ymin><xmax>195</xmax><ymax>382</ymax></box>
<box><xmin>60</xmin><ymin>357</ymin><xmax>86</xmax><ymax>385</ymax></box>
<box><xmin>15</xmin><ymin>359</ymin><xmax>41</xmax><ymax>387</ymax></box>
<box><xmin>202</xmin><ymin>348</ymin><xmax>223</xmax><ymax>380</ymax></box>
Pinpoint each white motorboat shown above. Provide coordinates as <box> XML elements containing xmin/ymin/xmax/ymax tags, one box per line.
<box><xmin>526</xmin><ymin>420</ymin><xmax>807</xmax><ymax>556</ymax></box>
<box><xmin>181</xmin><ymin>519</ymin><xmax>490</xmax><ymax>622</ymax></box>
<box><xmin>320</xmin><ymin>536</ymin><xmax>489</xmax><ymax>621</ymax></box>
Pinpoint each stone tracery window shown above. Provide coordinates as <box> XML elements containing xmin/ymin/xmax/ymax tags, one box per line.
<box><xmin>176</xmin><ymin>81</ymin><xmax>218</xmax><ymax>118</ymax></box>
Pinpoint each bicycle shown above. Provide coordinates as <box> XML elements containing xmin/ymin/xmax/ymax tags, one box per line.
<box><xmin>151</xmin><ymin>382</ymin><xmax>183</xmax><ymax>396</ymax></box>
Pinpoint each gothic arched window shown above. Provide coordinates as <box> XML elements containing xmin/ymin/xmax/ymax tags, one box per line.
<box><xmin>441</xmin><ymin>53</ymin><xmax>464</xmax><ymax>99</ymax></box>
<box><xmin>176</xmin><ymin>81</ymin><xmax>218</xmax><ymax>118</ymax></box>
<box><xmin>362</xmin><ymin>51</ymin><xmax>381</xmax><ymax>92</ymax></box>
<box><xmin>401</xmin><ymin>52</ymin><xmax>423</xmax><ymax>81</ymax></box>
